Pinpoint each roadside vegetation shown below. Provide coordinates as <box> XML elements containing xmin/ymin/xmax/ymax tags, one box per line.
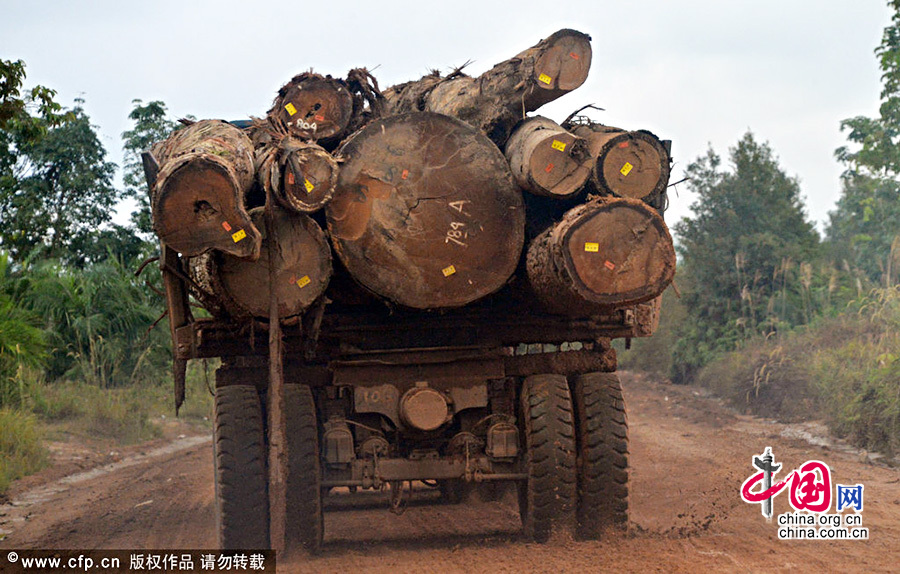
<box><xmin>622</xmin><ymin>1</ymin><xmax>900</xmax><ymax>458</ymax></box>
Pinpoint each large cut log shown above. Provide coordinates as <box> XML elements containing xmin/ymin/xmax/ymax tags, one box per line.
<box><xmin>253</xmin><ymin>119</ymin><xmax>339</xmax><ymax>213</ymax></box>
<box><xmin>151</xmin><ymin>120</ymin><xmax>260</xmax><ymax>259</ymax></box>
<box><xmin>269</xmin><ymin>72</ymin><xmax>355</xmax><ymax>147</ymax></box>
<box><xmin>385</xmin><ymin>29</ymin><xmax>592</xmax><ymax>144</ymax></box>
<box><xmin>326</xmin><ymin>112</ymin><xmax>525</xmax><ymax>309</ymax></box>
<box><xmin>505</xmin><ymin>116</ymin><xmax>592</xmax><ymax>198</ymax></box>
<box><xmin>526</xmin><ymin>196</ymin><xmax>675</xmax><ymax>316</ymax></box>
<box><xmin>189</xmin><ymin>206</ymin><xmax>331</xmax><ymax>322</ymax></box>
<box><xmin>568</xmin><ymin>123</ymin><xmax>671</xmax><ymax>205</ymax></box>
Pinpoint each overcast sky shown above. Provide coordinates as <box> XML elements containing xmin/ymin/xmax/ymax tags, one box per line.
<box><xmin>1</xmin><ymin>0</ymin><xmax>893</xmax><ymax>232</ymax></box>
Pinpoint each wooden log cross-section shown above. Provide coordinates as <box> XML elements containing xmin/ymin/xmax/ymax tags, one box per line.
<box><xmin>269</xmin><ymin>72</ymin><xmax>355</xmax><ymax>147</ymax></box>
<box><xmin>526</xmin><ymin>196</ymin><xmax>676</xmax><ymax>316</ymax></box>
<box><xmin>189</xmin><ymin>206</ymin><xmax>332</xmax><ymax>322</ymax></box>
<box><xmin>386</xmin><ymin>29</ymin><xmax>592</xmax><ymax>144</ymax></box>
<box><xmin>505</xmin><ymin>116</ymin><xmax>592</xmax><ymax>198</ymax></box>
<box><xmin>150</xmin><ymin>119</ymin><xmax>261</xmax><ymax>259</ymax></box>
<box><xmin>254</xmin><ymin>119</ymin><xmax>339</xmax><ymax>213</ymax></box>
<box><xmin>569</xmin><ymin>123</ymin><xmax>671</xmax><ymax>205</ymax></box>
<box><xmin>326</xmin><ymin>112</ymin><xmax>525</xmax><ymax>310</ymax></box>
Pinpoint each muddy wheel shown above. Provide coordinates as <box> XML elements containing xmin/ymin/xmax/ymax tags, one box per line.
<box><xmin>518</xmin><ymin>374</ymin><xmax>577</xmax><ymax>542</ymax></box>
<box><xmin>215</xmin><ymin>385</ymin><xmax>269</xmax><ymax>549</ymax></box>
<box><xmin>572</xmin><ymin>372</ymin><xmax>628</xmax><ymax>538</ymax></box>
<box><xmin>284</xmin><ymin>384</ymin><xmax>324</xmax><ymax>552</ymax></box>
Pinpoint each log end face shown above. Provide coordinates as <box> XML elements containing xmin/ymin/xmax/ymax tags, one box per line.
<box><xmin>279</xmin><ymin>148</ymin><xmax>338</xmax><ymax>213</ymax></box>
<box><xmin>529</xmin><ymin>31</ymin><xmax>592</xmax><ymax>107</ymax></box>
<box><xmin>153</xmin><ymin>158</ymin><xmax>261</xmax><ymax>260</ymax></box>
<box><xmin>327</xmin><ymin>112</ymin><xmax>525</xmax><ymax>309</ymax></box>
<box><xmin>275</xmin><ymin>77</ymin><xmax>354</xmax><ymax>142</ymax></box>
<box><xmin>527</xmin><ymin>132</ymin><xmax>592</xmax><ymax>197</ymax></box>
<box><xmin>218</xmin><ymin>209</ymin><xmax>332</xmax><ymax>319</ymax></box>
<box><xmin>564</xmin><ymin>198</ymin><xmax>675</xmax><ymax>307</ymax></box>
<box><xmin>597</xmin><ymin>132</ymin><xmax>670</xmax><ymax>201</ymax></box>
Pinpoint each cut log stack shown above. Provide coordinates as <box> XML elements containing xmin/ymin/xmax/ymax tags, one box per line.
<box><xmin>146</xmin><ymin>29</ymin><xmax>676</xmax><ymax>330</ymax></box>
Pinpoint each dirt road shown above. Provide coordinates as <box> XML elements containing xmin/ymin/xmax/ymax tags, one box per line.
<box><xmin>2</xmin><ymin>373</ymin><xmax>898</xmax><ymax>573</ymax></box>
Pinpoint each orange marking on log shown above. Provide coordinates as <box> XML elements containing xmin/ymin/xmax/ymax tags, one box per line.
<box><xmin>401</xmin><ymin>169</ymin><xmax>409</xmax><ymax>180</ymax></box>
<box><xmin>286</xmin><ymin>171</ymin><xmax>295</xmax><ymax>185</ymax></box>
<box><xmin>618</xmin><ymin>142</ymin><xmax>630</xmax><ymax>148</ymax></box>
<box><xmin>570</xmin><ymin>52</ymin><xmax>580</xmax><ymax>60</ymax></box>
<box><xmin>314</xmin><ymin>114</ymin><xmax>325</xmax><ymax>122</ymax></box>
<box><xmin>605</xmin><ymin>260</ymin><xmax>616</xmax><ymax>270</ymax></box>
<box><xmin>545</xmin><ymin>163</ymin><xmax>555</xmax><ymax>173</ymax></box>
<box><xmin>221</xmin><ymin>221</ymin><xmax>232</xmax><ymax>232</ymax></box>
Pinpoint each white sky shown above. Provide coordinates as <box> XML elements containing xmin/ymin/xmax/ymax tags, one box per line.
<box><xmin>1</xmin><ymin>0</ymin><xmax>893</xmax><ymax>233</ymax></box>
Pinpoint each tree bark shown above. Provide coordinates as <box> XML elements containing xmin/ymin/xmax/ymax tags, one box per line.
<box><xmin>269</xmin><ymin>72</ymin><xmax>355</xmax><ymax>147</ymax></box>
<box><xmin>326</xmin><ymin>112</ymin><xmax>525</xmax><ymax>309</ymax></box>
<box><xmin>151</xmin><ymin>120</ymin><xmax>260</xmax><ymax>259</ymax></box>
<box><xmin>385</xmin><ymin>29</ymin><xmax>592</xmax><ymax>144</ymax></box>
<box><xmin>568</xmin><ymin>123</ymin><xmax>671</xmax><ymax>205</ymax></box>
<box><xmin>526</xmin><ymin>196</ymin><xmax>675</xmax><ymax>316</ymax></box>
<box><xmin>505</xmin><ymin>116</ymin><xmax>592</xmax><ymax>198</ymax></box>
<box><xmin>253</xmin><ymin>119</ymin><xmax>338</xmax><ymax>213</ymax></box>
<box><xmin>189</xmin><ymin>206</ymin><xmax>332</xmax><ymax>322</ymax></box>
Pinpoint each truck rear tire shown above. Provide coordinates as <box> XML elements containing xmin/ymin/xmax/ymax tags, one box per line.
<box><xmin>215</xmin><ymin>385</ymin><xmax>269</xmax><ymax>549</ymax></box>
<box><xmin>572</xmin><ymin>372</ymin><xmax>628</xmax><ymax>538</ymax></box>
<box><xmin>518</xmin><ymin>374</ymin><xmax>577</xmax><ymax>542</ymax></box>
<box><xmin>284</xmin><ymin>384</ymin><xmax>324</xmax><ymax>552</ymax></box>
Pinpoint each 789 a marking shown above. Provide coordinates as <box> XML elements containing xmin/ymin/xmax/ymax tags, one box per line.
<box><xmin>445</xmin><ymin>200</ymin><xmax>471</xmax><ymax>247</ymax></box>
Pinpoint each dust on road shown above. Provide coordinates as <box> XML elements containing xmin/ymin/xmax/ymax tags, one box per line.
<box><xmin>2</xmin><ymin>373</ymin><xmax>898</xmax><ymax>573</ymax></box>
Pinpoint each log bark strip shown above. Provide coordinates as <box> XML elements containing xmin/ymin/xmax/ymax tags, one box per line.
<box><xmin>505</xmin><ymin>116</ymin><xmax>592</xmax><ymax>198</ymax></box>
<box><xmin>151</xmin><ymin>120</ymin><xmax>260</xmax><ymax>259</ymax></box>
<box><xmin>386</xmin><ymin>29</ymin><xmax>592</xmax><ymax>144</ymax></box>
<box><xmin>569</xmin><ymin>124</ymin><xmax>671</xmax><ymax>204</ymax></box>
<box><xmin>526</xmin><ymin>197</ymin><xmax>675</xmax><ymax>316</ymax></box>
<box><xmin>270</xmin><ymin>73</ymin><xmax>354</xmax><ymax>146</ymax></box>
<box><xmin>326</xmin><ymin>112</ymin><xmax>525</xmax><ymax>310</ymax></box>
<box><xmin>190</xmin><ymin>207</ymin><xmax>332</xmax><ymax>322</ymax></box>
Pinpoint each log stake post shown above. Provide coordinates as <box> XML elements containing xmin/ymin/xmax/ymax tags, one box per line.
<box><xmin>143</xmin><ymin>151</ymin><xmax>190</xmax><ymax>413</ymax></box>
<box><xmin>266</xmin><ymin>188</ymin><xmax>288</xmax><ymax>554</ymax></box>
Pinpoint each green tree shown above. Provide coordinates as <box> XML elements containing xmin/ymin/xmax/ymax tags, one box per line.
<box><xmin>671</xmin><ymin>132</ymin><xmax>820</xmax><ymax>383</ymax></box>
<box><xmin>830</xmin><ymin>0</ymin><xmax>900</xmax><ymax>285</ymax></box>
<box><xmin>121</xmin><ymin>100</ymin><xmax>176</xmax><ymax>234</ymax></box>
<box><xmin>0</xmin><ymin>99</ymin><xmax>120</xmax><ymax>265</ymax></box>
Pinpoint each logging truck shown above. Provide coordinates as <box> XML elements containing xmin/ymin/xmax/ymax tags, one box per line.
<box><xmin>142</xmin><ymin>28</ymin><xmax>675</xmax><ymax>551</ymax></box>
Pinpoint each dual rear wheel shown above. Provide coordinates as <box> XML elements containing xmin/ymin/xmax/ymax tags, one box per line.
<box><xmin>517</xmin><ymin>372</ymin><xmax>628</xmax><ymax>541</ymax></box>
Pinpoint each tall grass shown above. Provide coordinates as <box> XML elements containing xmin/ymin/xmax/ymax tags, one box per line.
<box><xmin>693</xmin><ymin>287</ymin><xmax>900</xmax><ymax>455</ymax></box>
<box><xmin>0</xmin><ymin>408</ymin><xmax>47</xmax><ymax>495</ymax></box>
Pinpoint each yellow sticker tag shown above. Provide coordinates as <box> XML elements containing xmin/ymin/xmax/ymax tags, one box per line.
<box><xmin>538</xmin><ymin>73</ymin><xmax>552</xmax><ymax>85</ymax></box>
<box><xmin>284</xmin><ymin>103</ymin><xmax>297</xmax><ymax>116</ymax></box>
<box><xmin>296</xmin><ymin>275</ymin><xmax>311</xmax><ymax>288</ymax></box>
<box><xmin>232</xmin><ymin>229</ymin><xmax>247</xmax><ymax>243</ymax></box>
<box><xmin>304</xmin><ymin>179</ymin><xmax>314</xmax><ymax>193</ymax></box>
<box><xmin>620</xmin><ymin>162</ymin><xmax>634</xmax><ymax>176</ymax></box>
<box><xmin>551</xmin><ymin>140</ymin><xmax>567</xmax><ymax>152</ymax></box>
<box><xmin>442</xmin><ymin>265</ymin><xmax>456</xmax><ymax>277</ymax></box>
<box><xmin>584</xmin><ymin>242</ymin><xmax>599</xmax><ymax>252</ymax></box>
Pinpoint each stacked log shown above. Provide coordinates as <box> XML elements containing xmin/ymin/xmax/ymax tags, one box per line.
<box><xmin>385</xmin><ymin>29</ymin><xmax>592</xmax><ymax>144</ymax></box>
<box><xmin>253</xmin><ymin>119</ymin><xmax>339</xmax><ymax>213</ymax></box>
<box><xmin>567</xmin><ymin>122</ymin><xmax>671</xmax><ymax>207</ymax></box>
<box><xmin>526</xmin><ymin>197</ymin><xmax>675</xmax><ymax>315</ymax></box>
<box><xmin>189</xmin><ymin>206</ymin><xmax>332</xmax><ymax>322</ymax></box>
<box><xmin>150</xmin><ymin>120</ymin><xmax>260</xmax><ymax>259</ymax></box>
<box><xmin>146</xmin><ymin>28</ymin><xmax>676</xmax><ymax>329</ymax></box>
<box><xmin>326</xmin><ymin>112</ymin><xmax>525</xmax><ymax>309</ymax></box>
